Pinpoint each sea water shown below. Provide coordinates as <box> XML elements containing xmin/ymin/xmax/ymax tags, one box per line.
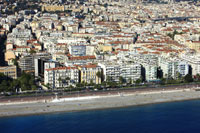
<box><xmin>1</xmin><ymin>100</ymin><xmax>200</xmax><ymax>133</ymax></box>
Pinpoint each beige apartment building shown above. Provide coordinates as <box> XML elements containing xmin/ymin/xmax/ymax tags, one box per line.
<box><xmin>42</xmin><ymin>4</ymin><xmax>65</xmax><ymax>12</ymax></box>
<box><xmin>0</xmin><ymin>65</ymin><xmax>17</xmax><ymax>79</ymax></box>
<box><xmin>78</xmin><ymin>64</ymin><xmax>102</xmax><ymax>84</ymax></box>
<box><xmin>185</xmin><ymin>41</ymin><xmax>200</xmax><ymax>52</ymax></box>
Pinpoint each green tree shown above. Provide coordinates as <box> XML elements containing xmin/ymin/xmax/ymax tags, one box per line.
<box><xmin>135</xmin><ymin>78</ymin><xmax>142</xmax><ymax>84</ymax></box>
<box><xmin>176</xmin><ymin>72</ymin><xmax>182</xmax><ymax>80</ymax></box>
<box><xmin>19</xmin><ymin>73</ymin><xmax>30</xmax><ymax>86</ymax></box>
<box><xmin>106</xmin><ymin>76</ymin><xmax>112</xmax><ymax>86</ymax></box>
<box><xmin>29</xmin><ymin>49</ymin><xmax>36</xmax><ymax>54</ymax></box>
<box><xmin>18</xmin><ymin>72</ymin><xmax>37</xmax><ymax>90</ymax></box>
<box><xmin>12</xmin><ymin>79</ymin><xmax>20</xmax><ymax>91</ymax></box>
<box><xmin>195</xmin><ymin>74</ymin><xmax>200</xmax><ymax>81</ymax></box>
<box><xmin>160</xmin><ymin>78</ymin><xmax>166</xmax><ymax>85</ymax></box>
<box><xmin>109</xmin><ymin>81</ymin><xmax>117</xmax><ymax>88</ymax></box>
<box><xmin>46</xmin><ymin>83</ymin><xmax>51</xmax><ymax>89</ymax></box>
<box><xmin>101</xmin><ymin>81</ymin><xmax>106</xmax><ymax>87</ymax></box>
<box><xmin>167</xmin><ymin>33</ymin><xmax>174</xmax><ymax>40</ymax></box>
<box><xmin>58</xmin><ymin>77</ymin><xmax>62</xmax><ymax>87</ymax></box>
<box><xmin>12</xmin><ymin>58</ymin><xmax>18</xmax><ymax>67</ymax></box>
<box><xmin>119</xmin><ymin>76</ymin><xmax>125</xmax><ymax>84</ymax></box>
<box><xmin>89</xmin><ymin>79</ymin><xmax>95</xmax><ymax>86</ymax></box>
<box><xmin>184</xmin><ymin>74</ymin><xmax>193</xmax><ymax>83</ymax></box>
<box><xmin>31</xmin><ymin>85</ymin><xmax>37</xmax><ymax>90</ymax></box>
<box><xmin>167</xmin><ymin>78</ymin><xmax>178</xmax><ymax>84</ymax></box>
<box><xmin>76</xmin><ymin>83</ymin><xmax>83</xmax><ymax>87</ymax></box>
<box><xmin>127</xmin><ymin>78</ymin><xmax>132</xmax><ymax>85</ymax></box>
<box><xmin>82</xmin><ymin>81</ymin><xmax>88</xmax><ymax>87</ymax></box>
<box><xmin>0</xmin><ymin>73</ymin><xmax>7</xmax><ymax>83</ymax></box>
<box><xmin>65</xmin><ymin>77</ymin><xmax>70</xmax><ymax>84</ymax></box>
<box><xmin>167</xmin><ymin>30</ymin><xmax>183</xmax><ymax>40</ymax></box>
<box><xmin>66</xmin><ymin>77</ymin><xmax>70</xmax><ymax>80</ymax></box>
<box><xmin>0</xmin><ymin>80</ymin><xmax>9</xmax><ymax>92</ymax></box>
<box><xmin>69</xmin><ymin>85</ymin><xmax>74</xmax><ymax>89</ymax></box>
<box><xmin>107</xmin><ymin>76</ymin><xmax>111</xmax><ymax>82</ymax></box>
<box><xmin>96</xmin><ymin>71</ymin><xmax>102</xmax><ymax>84</ymax></box>
<box><xmin>29</xmin><ymin>78</ymin><xmax>35</xmax><ymax>85</ymax></box>
<box><xmin>96</xmin><ymin>71</ymin><xmax>102</xmax><ymax>78</ymax></box>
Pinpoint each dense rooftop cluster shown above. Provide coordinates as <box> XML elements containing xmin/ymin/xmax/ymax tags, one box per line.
<box><xmin>1</xmin><ymin>0</ymin><xmax>200</xmax><ymax>90</ymax></box>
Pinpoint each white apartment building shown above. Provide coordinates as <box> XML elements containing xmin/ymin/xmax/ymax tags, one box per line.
<box><xmin>143</xmin><ymin>64</ymin><xmax>158</xmax><ymax>82</ymax></box>
<box><xmin>11</xmin><ymin>28</ymin><xmax>32</xmax><ymax>39</ymax></box>
<box><xmin>69</xmin><ymin>45</ymin><xmax>86</xmax><ymax>56</ymax></box>
<box><xmin>178</xmin><ymin>61</ymin><xmax>189</xmax><ymax>77</ymax></box>
<box><xmin>180</xmin><ymin>54</ymin><xmax>200</xmax><ymax>76</ymax></box>
<box><xmin>7</xmin><ymin>27</ymin><xmax>33</xmax><ymax>46</ymax></box>
<box><xmin>57</xmin><ymin>37</ymin><xmax>87</xmax><ymax>44</ymax></box>
<box><xmin>158</xmin><ymin>57</ymin><xmax>189</xmax><ymax>79</ymax></box>
<box><xmin>44</xmin><ymin>67</ymin><xmax>79</xmax><ymax>88</ymax></box>
<box><xmin>120</xmin><ymin>64</ymin><xmax>141</xmax><ymax>82</ymax></box>
<box><xmin>98</xmin><ymin>62</ymin><xmax>141</xmax><ymax>82</ymax></box>
<box><xmin>130</xmin><ymin>53</ymin><xmax>158</xmax><ymax>82</ymax></box>
<box><xmin>99</xmin><ymin>62</ymin><xmax>121</xmax><ymax>82</ymax></box>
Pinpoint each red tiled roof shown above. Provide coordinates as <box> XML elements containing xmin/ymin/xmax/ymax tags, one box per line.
<box><xmin>33</xmin><ymin>43</ymin><xmax>40</xmax><ymax>46</ymax></box>
<box><xmin>15</xmin><ymin>46</ymin><xmax>30</xmax><ymax>49</ymax></box>
<box><xmin>56</xmin><ymin>43</ymin><xmax>67</xmax><ymax>46</ymax></box>
<box><xmin>45</xmin><ymin>66</ymin><xmax>77</xmax><ymax>71</ymax></box>
<box><xmin>116</xmin><ymin>48</ymin><xmax>129</xmax><ymax>51</ymax></box>
<box><xmin>69</xmin><ymin>55</ymin><xmax>96</xmax><ymax>60</ymax></box>
<box><xmin>80</xmin><ymin>64</ymin><xmax>97</xmax><ymax>68</ymax></box>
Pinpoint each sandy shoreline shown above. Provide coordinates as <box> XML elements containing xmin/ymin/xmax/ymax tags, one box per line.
<box><xmin>0</xmin><ymin>88</ymin><xmax>200</xmax><ymax>117</ymax></box>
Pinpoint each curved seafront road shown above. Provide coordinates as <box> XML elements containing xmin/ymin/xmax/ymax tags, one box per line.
<box><xmin>0</xmin><ymin>83</ymin><xmax>199</xmax><ymax>103</ymax></box>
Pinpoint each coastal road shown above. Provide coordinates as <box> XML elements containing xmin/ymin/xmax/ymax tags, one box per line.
<box><xmin>0</xmin><ymin>83</ymin><xmax>200</xmax><ymax>103</ymax></box>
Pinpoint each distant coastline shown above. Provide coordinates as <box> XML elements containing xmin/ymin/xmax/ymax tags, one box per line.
<box><xmin>1</xmin><ymin>87</ymin><xmax>200</xmax><ymax>117</ymax></box>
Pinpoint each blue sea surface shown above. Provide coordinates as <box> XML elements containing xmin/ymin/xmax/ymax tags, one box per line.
<box><xmin>1</xmin><ymin>100</ymin><xmax>200</xmax><ymax>133</ymax></box>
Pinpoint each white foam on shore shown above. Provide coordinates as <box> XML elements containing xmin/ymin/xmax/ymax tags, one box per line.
<box><xmin>51</xmin><ymin>96</ymin><xmax>101</xmax><ymax>102</ymax></box>
<box><xmin>51</xmin><ymin>94</ymin><xmax>122</xmax><ymax>103</ymax></box>
<box><xmin>51</xmin><ymin>89</ymin><xmax>192</xmax><ymax>103</ymax></box>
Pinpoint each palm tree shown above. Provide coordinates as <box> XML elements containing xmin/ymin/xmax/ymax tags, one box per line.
<box><xmin>12</xmin><ymin>58</ymin><xmax>18</xmax><ymax>67</ymax></box>
<box><xmin>128</xmin><ymin>78</ymin><xmax>132</xmax><ymax>84</ymax></box>
<box><xmin>82</xmin><ymin>81</ymin><xmax>87</xmax><ymax>87</ymax></box>
<box><xmin>90</xmin><ymin>79</ymin><xmax>94</xmax><ymax>86</ymax></box>
<box><xmin>66</xmin><ymin>77</ymin><xmax>70</xmax><ymax>80</ymax></box>
<box><xmin>106</xmin><ymin>76</ymin><xmax>111</xmax><ymax>86</ymax></box>
<box><xmin>46</xmin><ymin>83</ymin><xmax>50</xmax><ymax>89</ymax></box>
<box><xmin>58</xmin><ymin>77</ymin><xmax>62</xmax><ymax>88</ymax></box>
<box><xmin>107</xmin><ymin>76</ymin><xmax>111</xmax><ymax>82</ymax></box>
<box><xmin>96</xmin><ymin>71</ymin><xmax>102</xmax><ymax>84</ymax></box>
<box><xmin>65</xmin><ymin>77</ymin><xmax>70</xmax><ymax>85</ymax></box>
<box><xmin>119</xmin><ymin>76</ymin><xmax>124</xmax><ymax>84</ymax></box>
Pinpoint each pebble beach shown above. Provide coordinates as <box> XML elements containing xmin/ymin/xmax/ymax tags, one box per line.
<box><xmin>0</xmin><ymin>88</ymin><xmax>200</xmax><ymax>117</ymax></box>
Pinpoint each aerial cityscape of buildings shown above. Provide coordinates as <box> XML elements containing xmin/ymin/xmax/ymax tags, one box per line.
<box><xmin>1</xmin><ymin>0</ymin><xmax>200</xmax><ymax>91</ymax></box>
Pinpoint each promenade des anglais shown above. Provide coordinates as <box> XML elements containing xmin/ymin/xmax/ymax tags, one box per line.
<box><xmin>1</xmin><ymin>0</ymin><xmax>200</xmax><ymax>116</ymax></box>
